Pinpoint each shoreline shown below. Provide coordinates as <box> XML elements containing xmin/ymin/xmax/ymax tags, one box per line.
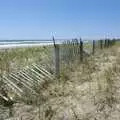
<box><xmin>0</xmin><ymin>43</ymin><xmax>54</xmax><ymax>49</ymax></box>
<box><xmin>0</xmin><ymin>40</ymin><xmax>90</xmax><ymax>50</ymax></box>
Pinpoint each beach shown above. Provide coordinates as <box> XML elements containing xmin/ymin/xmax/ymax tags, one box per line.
<box><xmin>0</xmin><ymin>43</ymin><xmax>53</xmax><ymax>49</ymax></box>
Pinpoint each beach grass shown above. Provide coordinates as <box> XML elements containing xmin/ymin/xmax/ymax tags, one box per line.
<box><xmin>0</xmin><ymin>41</ymin><xmax>120</xmax><ymax>119</ymax></box>
<box><xmin>0</xmin><ymin>45</ymin><xmax>53</xmax><ymax>75</ymax></box>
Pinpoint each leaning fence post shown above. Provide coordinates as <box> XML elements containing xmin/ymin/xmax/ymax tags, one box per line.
<box><xmin>80</xmin><ymin>38</ymin><xmax>83</xmax><ymax>62</ymax></box>
<box><xmin>53</xmin><ymin>37</ymin><xmax>60</xmax><ymax>78</ymax></box>
<box><xmin>92</xmin><ymin>40</ymin><xmax>95</xmax><ymax>55</ymax></box>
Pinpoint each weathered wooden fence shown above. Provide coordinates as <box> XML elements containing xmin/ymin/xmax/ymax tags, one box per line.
<box><xmin>53</xmin><ymin>38</ymin><xmax>116</xmax><ymax>77</ymax></box>
<box><xmin>0</xmin><ymin>38</ymin><xmax>116</xmax><ymax>102</ymax></box>
<box><xmin>0</xmin><ymin>64</ymin><xmax>53</xmax><ymax>101</ymax></box>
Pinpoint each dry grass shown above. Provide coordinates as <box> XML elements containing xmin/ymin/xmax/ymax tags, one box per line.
<box><xmin>1</xmin><ymin>43</ymin><xmax>120</xmax><ymax>120</ymax></box>
<box><xmin>31</xmin><ymin>45</ymin><xmax>120</xmax><ymax>120</ymax></box>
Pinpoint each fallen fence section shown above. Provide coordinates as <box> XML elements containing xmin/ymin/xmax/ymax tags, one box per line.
<box><xmin>1</xmin><ymin>64</ymin><xmax>53</xmax><ymax>99</ymax></box>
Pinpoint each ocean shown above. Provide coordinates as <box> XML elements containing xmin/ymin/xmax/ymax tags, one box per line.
<box><xmin>0</xmin><ymin>39</ymin><xmax>90</xmax><ymax>49</ymax></box>
<box><xmin>0</xmin><ymin>40</ymin><xmax>54</xmax><ymax>49</ymax></box>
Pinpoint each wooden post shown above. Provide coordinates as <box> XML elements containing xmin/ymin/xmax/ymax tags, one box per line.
<box><xmin>104</xmin><ymin>39</ymin><xmax>107</xmax><ymax>48</ymax></box>
<box><xmin>92</xmin><ymin>40</ymin><xmax>95</xmax><ymax>55</ymax></box>
<box><xmin>74</xmin><ymin>39</ymin><xmax>78</xmax><ymax>57</ymax></box>
<box><xmin>100</xmin><ymin>40</ymin><xmax>103</xmax><ymax>49</ymax></box>
<box><xmin>80</xmin><ymin>38</ymin><xmax>83</xmax><ymax>62</ymax></box>
<box><xmin>107</xmin><ymin>39</ymin><xmax>109</xmax><ymax>48</ymax></box>
<box><xmin>75</xmin><ymin>39</ymin><xmax>79</xmax><ymax>58</ymax></box>
<box><xmin>53</xmin><ymin>37</ymin><xmax>60</xmax><ymax>78</ymax></box>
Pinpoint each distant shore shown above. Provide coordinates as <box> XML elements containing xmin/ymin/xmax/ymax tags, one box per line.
<box><xmin>0</xmin><ymin>43</ymin><xmax>53</xmax><ymax>49</ymax></box>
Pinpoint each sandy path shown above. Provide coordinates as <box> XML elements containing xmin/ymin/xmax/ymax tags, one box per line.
<box><xmin>45</xmin><ymin>47</ymin><xmax>120</xmax><ymax>120</ymax></box>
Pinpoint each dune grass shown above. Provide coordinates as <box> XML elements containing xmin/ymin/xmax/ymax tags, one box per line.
<box><xmin>0</xmin><ymin>41</ymin><xmax>120</xmax><ymax>119</ymax></box>
<box><xmin>0</xmin><ymin>46</ymin><xmax>53</xmax><ymax>74</ymax></box>
<box><xmin>0</xmin><ymin>46</ymin><xmax>54</xmax><ymax>106</ymax></box>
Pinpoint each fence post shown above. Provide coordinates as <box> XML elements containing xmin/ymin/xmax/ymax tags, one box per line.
<box><xmin>107</xmin><ymin>39</ymin><xmax>109</xmax><ymax>48</ymax></box>
<box><xmin>104</xmin><ymin>39</ymin><xmax>107</xmax><ymax>48</ymax></box>
<box><xmin>92</xmin><ymin>40</ymin><xmax>95</xmax><ymax>55</ymax></box>
<box><xmin>53</xmin><ymin>37</ymin><xmax>60</xmax><ymax>78</ymax></box>
<box><xmin>80</xmin><ymin>38</ymin><xmax>83</xmax><ymax>62</ymax></box>
<box><xmin>100</xmin><ymin>40</ymin><xmax>103</xmax><ymax>49</ymax></box>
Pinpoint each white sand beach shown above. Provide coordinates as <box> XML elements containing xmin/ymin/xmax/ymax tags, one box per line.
<box><xmin>0</xmin><ymin>43</ymin><xmax>53</xmax><ymax>49</ymax></box>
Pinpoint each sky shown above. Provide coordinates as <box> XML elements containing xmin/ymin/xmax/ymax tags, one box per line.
<box><xmin>0</xmin><ymin>0</ymin><xmax>120</xmax><ymax>40</ymax></box>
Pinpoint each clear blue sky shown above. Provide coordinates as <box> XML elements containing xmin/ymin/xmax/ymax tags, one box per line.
<box><xmin>0</xmin><ymin>0</ymin><xmax>120</xmax><ymax>40</ymax></box>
